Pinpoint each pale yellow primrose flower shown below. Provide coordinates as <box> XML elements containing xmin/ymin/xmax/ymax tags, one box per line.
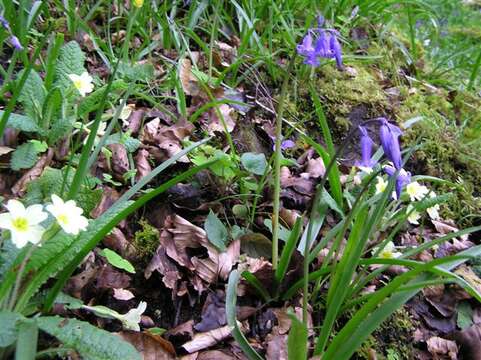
<box><xmin>46</xmin><ymin>195</ymin><xmax>88</xmax><ymax>235</ymax></box>
<box><xmin>427</xmin><ymin>192</ymin><xmax>440</xmax><ymax>220</ymax></box>
<box><xmin>0</xmin><ymin>200</ymin><xmax>47</xmax><ymax>248</ymax></box>
<box><xmin>68</xmin><ymin>72</ymin><xmax>94</xmax><ymax>97</ymax></box>
<box><xmin>121</xmin><ymin>301</ymin><xmax>147</xmax><ymax>331</ymax></box>
<box><xmin>407</xmin><ymin>205</ymin><xmax>421</xmax><ymax>225</ymax></box>
<box><xmin>406</xmin><ymin>181</ymin><xmax>429</xmax><ymax>202</ymax></box>
<box><xmin>132</xmin><ymin>0</ymin><xmax>144</xmax><ymax>8</ymax></box>
<box><xmin>372</xmin><ymin>241</ymin><xmax>402</xmax><ymax>259</ymax></box>
<box><xmin>375</xmin><ymin>176</ymin><xmax>388</xmax><ymax>194</ymax></box>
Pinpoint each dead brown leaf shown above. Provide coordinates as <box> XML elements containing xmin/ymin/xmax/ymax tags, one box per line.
<box><xmin>179</xmin><ymin>58</ymin><xmax>200</xmax><ymax>96</ymax></box>
<box><xmin>12</xmin><ymin>149</ymin><xmax>54</xmax><ymax>196</ymax></box>
<box><xmin>119</xmin><ymin>331</ymin><xmax>176</xmax><ymax>360</ymax></box>
<box><xmin>453</xmin><ymin>324</ymin><xmax>481</xmax><ymax>360</ymax></box>
<box><xmin>426</xmin><ymin>336</ymin><xmax>458</xmax><ymax>360</ymax></box>
<box><xmin>135</xmin><ymin>149</ymin><xmax>152</xmax><ymax>181</ymax></box>
<box><xmin>181</xmin><ymin>325</ymin><xmax>233</xmax><ymax>353</ymax></box>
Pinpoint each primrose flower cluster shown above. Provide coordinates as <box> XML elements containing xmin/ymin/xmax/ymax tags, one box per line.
<box><xmin>296</xmin><ymin>16</ymin><xmax>343</xmax><ymax>69</ymax></box>
<box><xmin>0</xmin><ymin>195</ymin><xmax>89</xmax><ymax>248</ymax></box>
<box><xmin>356</xmin><ymin>118</ymin><xmax>440</xmax><ymax>225</ymax></box>
<box><xmin>0</xmin><ymin>15</ymin><xmax>23</xmax><ymax>50</ymax></box>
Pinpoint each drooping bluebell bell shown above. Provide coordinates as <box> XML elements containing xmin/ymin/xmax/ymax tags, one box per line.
<box><xmin>0</xmin><ymin>15</ymin><xmax>22</xmax><ymax>51</ymax></box>
<box><xmin>296</xmin><ymin>18</ymin><xmax>343</xmax><ymax>70</ymax></box>
<box><xmin>379</xmin><ymin>117</ymin><xmax>403</xmax><ymax>169</ymax></box>
<box><xmin>355</xmin><ymin>126</ymin><xmax>376</xmax><ymax>171</ymax></box>
<box><xmin>9</xmin><ymin>36</ymin><xmax>22</xmax><ymax>51</ymax></box>
<box><xmin>384</xmin><ymin>165</ymin><xmax>411</xmax><ymax>199</ymax></box>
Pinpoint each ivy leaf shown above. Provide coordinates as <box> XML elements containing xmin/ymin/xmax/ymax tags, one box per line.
<box><xmin>10</xmin><ymin>142</ymin><xmax>40</xmax><ymax>171</ymax></box>
<box><xmin>204</xmin><ymin>210</ymin><xmax>228</xmax><ymax>251</ymax></box>
<box><xmin>100</xmin><ymin>248</ymin><xmax>136</xmax><ymax>274</ymax></box>
<box><xmin>37</xmin><ymin>316</ymin><xmax>141</xmax><ymax>360</ymax></box>
<box><xmin>241</xmin><ymin>152</ymin><xmax>267</xmax><ymax>175</ymax></box>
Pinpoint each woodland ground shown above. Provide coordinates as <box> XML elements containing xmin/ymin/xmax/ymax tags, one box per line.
<box><xmin>1</xmin><ymin>1</ymin><xmax>481</xmax><ymax>359</ymax></box>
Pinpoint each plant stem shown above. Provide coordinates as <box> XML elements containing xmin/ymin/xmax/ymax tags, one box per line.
<box><xmin>272</xmin><ymin>58</ymin><xmax>295</xmax><ymax>270</ymax></box>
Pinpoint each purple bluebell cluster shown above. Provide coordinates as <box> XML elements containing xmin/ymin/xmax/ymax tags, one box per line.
<box><xmin>356</xmin><ymin>118</ymin><xmax>410</xmax><ymax>198</ymax></box>
<box><xmin>296</xmin><ymin>16</ymin><xmax>343</xmax><ymax>69</ymax></box>
<box><xmin>0</xmin><ymin>15</ymin><xmax>23</xmax><ymax>51</ymax></box>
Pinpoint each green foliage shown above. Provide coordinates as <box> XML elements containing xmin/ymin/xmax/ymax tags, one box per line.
<box><xmin>133</xmin><ymin>219</ymin><xmax>160</xmax><ymax>258</ymax></box>
<box><xmin>204</xmin><ymin>210</ymin><xmax>229</xmax><ymax>251</ymax></box>
<box><xmin>100</xmin><ymin>249</ymin><xmax>136</xmax><ymax>274</ymax></box>
<box><xmin>0</xmin><ymin>311</ymin><xmax>21</xmax><ymax>347</ymax></box>
<box><xmin>287</xmin><ymin>312</ymin><xmax>308</xmax><ymax>360</ymax></box>
<box><xmin>37</xmin><ymin>316</ymin><xmax>141</xmax><ymax>360</ymax></box>
<box><xmin>10</xmin><ymin>142</ymin><xmax>40</xmax><ymax>171</ymax></box>
<box><xmin>118</xmin><ymin>62</ymin><xmax>155</xmax><ymax>82</ymax></box>
<box><xmin>240</xmin><ymin>152</ymin><xmax>267</xmax><ymax>175</ymax></box>
<box><xmin>25</xmin><ymin>167</ymin><xmax>101</xmax><ymax>215</ymax></box>
<box><xmin>54</xmin><ymin>41</ymin><xmax>87</xmax><ymax>93</ymax></box>
<box><xmin>1</xmin><ymin>111</ymin><xmax>40</xmax><ymax>133</ymax></box>
<box><xmin>18</xmin><ymin>70</ymin><xmax>46</xmax><ymax>122</ymax></box>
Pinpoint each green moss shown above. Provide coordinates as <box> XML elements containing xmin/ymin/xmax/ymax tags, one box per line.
<box><xmin>299</xmin><ymin>64</ymin><xmax>387</xmax><ymax>133</ymax></box>
<box><xmin>133</xmin><ymin>219</ymin><xmax>160</xmax><ymax>259</ymax></box>
<box><xmin>404</xmin><ymin>122</ymin><xmax>481</xmax><ymax>226</ymax></box>
<box><xmin>357</xmin><ymin>309</ymin><xmax>416</xmax><ymax>360</ymax></box>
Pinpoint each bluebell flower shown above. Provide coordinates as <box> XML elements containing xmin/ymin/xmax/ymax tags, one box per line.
<box><xmin>0</xmin><ymin>15</ymin><xmax>10</xmax><ymax>30</ymax></box>
<box><xmin>329</xmin><ymin>33</ymin><xmax>343</xmax><ymax>69</ymax></box>
<box><xmin>296</xmin><ymin>19</ymin><xmax>344</xmax><ymax>70</ymax></box>
<box><xmin>0</xmin><ymin>15</ymin><xmax>22</xmax><ymax>51</ymax></box>
<box><xmin>270</xmin><ymin>136</ymin><xmax>296</xmax><ymax>151</ymax></box>
<box><xmin>379</xmin><ymin>118</ymin><xmax>403</xmax><ymax>169</ymax></box>
<box><xmin>297</xmin><ymin>32</ymin><xmax>315</xmax><ymax>57</ymax></box>
<box><xmin>9</xmin><ymin>36</ymin><xmax>22</xmax><ymax>50</ymax></box>
<box><xmin>384</xmin><ymin>165</ymin><xmax>411</xmax><ymax>199</ymax></box>
<box><xmin>355</xmin><ymin>126</ymin><xmax>376</xmax><ymax>171</ymax></box>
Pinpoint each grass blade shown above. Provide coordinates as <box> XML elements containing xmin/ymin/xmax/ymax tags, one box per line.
<box><xmin>226</xmin><ymin>270</ymin><xmax>263</xmax><ymax>360</ymax></box>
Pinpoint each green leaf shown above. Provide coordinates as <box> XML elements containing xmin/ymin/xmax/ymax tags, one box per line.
<box><xmin>29</xmin><ymin>140</ymin><xmax>48</xmax><ymax>152</ymax></box>
<box><xmin>204</xmin><ymin>210</ymin><xmax>228</xmax><ymax>251</ymax></box>
<box><xmin>105</xmin><ymin>132</ymin><xmax>141</xmax><ymax>153</ymax></box>
<box><xmin>15</xmin><ymin>319</ymin><xmax>38</xmax><ymax>360</ymax></box>
<box><xmin>241</xmin><ymin>152</ymin><xmax>267</xmax><ymax>175</ymax></box>
<box><xmin>37</xmin><ymin>316</ymin><xmax>141</xmax><ymax>360</ymax></box>
<box><xmin>1</xmin><ymin>111</ymin><xmax>40</xmax><ymax>133</ymax></box>
<box><xmin>226</xmin><ymin>271</ymin><xmax>263</xmax><ymax>360</ymax></box>
<box><xmin>10</xmin><ymin>142</ymin><xmax>40</xmax><ymax>170</ymax></box>
<box><xmin>47</xmin><ymin>115</ymin><xmax>75</xmax><ymax>145</ymax></box>
<box><xmin>100</xmin><ymin>249</ymin><xmax>135</xmax><ymax>274</ymax></box>
<box><xmin>287</xmin><ymin>312</ymin><xmax>308</xmax><ymax>360</ymax></box>
<box><xmin>457</xmin><ymin>301</ymin><xmax>473</xmax><ymax>330</ymax></box>
<box><xmin>78</xmin><ymin>80</ymin><xmax>128</xmax><ymax>117</ymax></box>
<box><xmin>118</xmin><ymin>62</ymin><xmax>154</xmax><ymax>82</ymax></box>
<box><xmin>0</xmin><ymin>311</ymin><xmax>22</xmax><ymax>347</ymax></box>
<box><xmin>54</xmin><ymin>41</ymin><xmax>86</xmax><ymax>93</ymax></box>
<box><xmin>275</xmin><ymin>217</ymin><xmax>302</xmax><ymax>284</ymax></box>
<box><xmin>18</xmin><ymin>69</ymin><xmax>46</xmax><ymax>121</ymax></box>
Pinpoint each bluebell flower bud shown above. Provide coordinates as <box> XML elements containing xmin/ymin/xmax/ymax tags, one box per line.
<box><xmin>10</xmin><ymin>36</ymin><xmax>22</xmax><ymax>51</ymax></box>
<box><xmin>355</xmin><ymin>126</ymin><xmax>376</xmax><ymax>170</ymax></box>
<box><xmin>384</xmin><ymin>165</ymin><xmax>411</xmax><ymax>199</ymax></box>
<box><xmin>379</xmin><ymin>118</ymin><xmax>403</xmax><ymax>169</ymax></box>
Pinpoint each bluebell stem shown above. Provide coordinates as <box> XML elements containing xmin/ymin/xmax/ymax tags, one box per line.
<box><xmin>379</xmin><ymin>117</ymin><xmax>403</xmax><ymax>169</ymax></box>
<box><xmin>384</xmin><ymin>165</ymin><xmax>411</xmax><ymax>199</ymax></box>
<box><xmin>355</xmin><ymin>126</ymin><xmax>376</xmax><ymax>171</ymax></box>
